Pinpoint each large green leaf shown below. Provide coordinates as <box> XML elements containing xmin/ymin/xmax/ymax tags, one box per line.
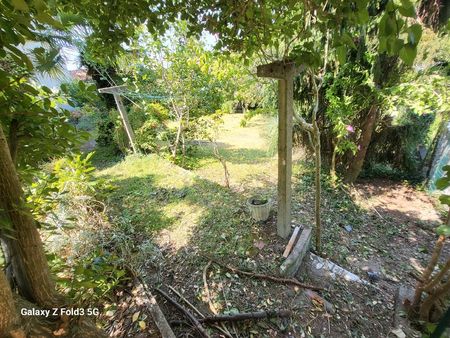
<box><xmin>407</xmin><ymin>24</ymin><xmax>422</xmax><ymax>45</ymax></box>
<box><xmin>11</xmin><ymin>0</ymin><xmax>29</xmax><ymax>12</ymax></box>
<box><xmin>398</xmin><ymin>44</ymin><xmax>417</xmax><ymax>66</ymax></box>
<box><xmin>336</xmin><ymin>46</ymin><xmax>347</xmax><ymax>64</ymax></box>
<box><xmin>439</xmin><ymin>195</ymin><xmax>450</xmax><ymax>206</ymax></box>
<box><xmin>398</xmin><ymin>0</ymin><xmax>415</xmax><ymax>17</ymax></box>
<box><xmin>436</xmin><ymin>224</ymin><xmax>450</xmax><ymax>236</ymax></box>
<box><xmin>436</xmin><ymin>177</ymin><xmax>450</xmax><ymax>190</ymax></box>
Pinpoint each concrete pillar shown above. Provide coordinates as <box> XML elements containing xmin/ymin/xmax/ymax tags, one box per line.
<box><xmin>257</xmin><ymin>61</ymin><xmax>300</xmax><ymax>238</ymax></box>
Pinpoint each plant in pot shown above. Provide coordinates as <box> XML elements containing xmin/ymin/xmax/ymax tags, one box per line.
<box><xmin>247</xmin><ymin>196</ymin><xmax>272</xmax><ymax>222</ymax></box>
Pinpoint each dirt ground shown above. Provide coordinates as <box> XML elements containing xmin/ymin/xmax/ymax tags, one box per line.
<box><xmin>98</xmin><ymin>115</ymin><xmax>447</xmax><ymax>338</ymax></box>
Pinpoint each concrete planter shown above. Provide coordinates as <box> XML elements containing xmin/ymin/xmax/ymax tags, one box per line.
<box><xmin>247</xmin><ymin>198</ymin><xmax>271</xmax><ymax>221</ymax></box>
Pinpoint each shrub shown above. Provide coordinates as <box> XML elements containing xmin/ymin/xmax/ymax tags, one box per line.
<box><xmin>135</xmin><ymin>118</ymin><xmax>168</xmax><ymax>153</ymax></box>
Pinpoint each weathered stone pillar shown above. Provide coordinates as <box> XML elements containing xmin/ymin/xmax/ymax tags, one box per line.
<box><xmin>257</xmin><ymin>61</ymin><xmax>299</xmax><ymax>238</ymax></box>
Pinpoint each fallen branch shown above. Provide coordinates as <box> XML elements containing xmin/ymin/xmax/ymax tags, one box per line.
<box><xmin>167</xmin><ymin>285</ymin><xmax>233</xmax><ymax>338</ymax></box>
<box><xmin>126</xmin><ymin>267</ymin><xmax>176</xmax><ymax>338</ymax></box>
<box><xmin>167</xmin><ymin>285</ymin><xmax>204</xmax><ymax>318</ymax></box>
<box><xmin>203</xmin><ymin>261</ymin><xmax>219</xmax><ymax>315</ymax></box>
<box><xmin>200</xmin><ymin>310</ymin><xmax>292</xmax><ymax>323</ymax></box>
<box><xmin>207</xmin><ymin>257</ymin><xmax>324</xmax><ymax>291</ymax></box>
<box><xmin>155</xmin><ymin>288</ymin><xmax>210</xmax><ymax>338</ymax></box>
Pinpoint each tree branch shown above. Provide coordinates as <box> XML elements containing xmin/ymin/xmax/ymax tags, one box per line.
<box><xmin>155</xmin><ymin>288</ymin><xmax>210</xmax><ymax>338</ymax></box>
<box><xmin>206</xmin><ymin>257</ymin><xmax>324</xmax><ymax>291</ymax></box>
<box><xmin>200</xmin><ymin>310</ymin><xmax>292</xmax><ymax>323</ymax></box>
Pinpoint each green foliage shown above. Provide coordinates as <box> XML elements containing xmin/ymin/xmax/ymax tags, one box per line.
<box><xmin>326</xmin><ymin>63</ymin><xmax>376</xmax><ymax>156</ymax></box>
<box><xmin>61</xmin><ymin>80</ymin><xmax>101</xmax><ymax>108</ymax></box>
<box><xmin>240</xmin><ymin>107</ymin><xmax>274</xmax><ymax>127</ymax></box>
<box><xmin>49</xmin><ymin>250</ymin><xmax>127</xmax><ymax>305</ymax></box>
<box><xmin>97</xmin><ymin>111</ymin><xmax>116</xmax><ymax>147</ymax></box>
<box><xmin>135</xmin><ymin>119</ymin><xmax>169</xmax><ymax>153</ymax></box>
<box><xmin>436</xmin><ymin>165</ymin><xmax>450</xmax><ymax>236</ymax></box>
<box><xmin>377</xmin><ymin>1</ymin><xmax>423</xmax><ymax>66</ymax></box>
<box><xmin>75</xmin><ymin>104</ymin><xmax>102</xmax><ymax>134</ymax></box>
<box><xmin>365</xmin><ymin>111</ymin><xmax>435</xmax><ymax>180</ymax></box>
<box><xmin>0</xmin><ymin>77</ymin><xmax>87</xmax><ymax>174</ymax></box>
<box><xmin>25</xmin><ymin>152</ymin><xmax>113</xmax><ymax>226</ymax></box>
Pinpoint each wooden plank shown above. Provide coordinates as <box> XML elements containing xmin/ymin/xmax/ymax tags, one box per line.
<box><xmin>280</xmin><ymin>227</ymin><xmax>312</xmax><ymax>277</ymax></box>
<box><xmin>256</xmin><ymin>61</ymin><xmax>301</xmax><ymax>239</ymax></box>
<box><xmin>98</xmin><ymin>85</ymin><xmax>126</xmax><ymax>94</ymax></box>
<box><xmin>283</xmin><ymin>226</ymin><xmax>301</xmax><ymax>258</ymax></box>
<box><xmin>113</xmin><ymin>93</ymin><xmax>138</xmax><ymax>153</ymax></box>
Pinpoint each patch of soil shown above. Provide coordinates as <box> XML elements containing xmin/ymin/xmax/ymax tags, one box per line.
<box><xmin>354</xmin><ymin>178</ymin><xmax>442</xmax><ymax>225</ymax></box>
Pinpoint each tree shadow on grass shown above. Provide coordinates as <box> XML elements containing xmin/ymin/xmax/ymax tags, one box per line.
<box><xmin>100</xmin><ymin>169</ymin><xmax>272</xmax><ymax>257</ymax></box>
<box><xmin>94</xmin><ymin>155</ymin><xmax>446</xmax><ymax>338</ymax></box>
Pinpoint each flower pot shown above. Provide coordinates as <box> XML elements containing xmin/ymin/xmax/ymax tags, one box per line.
<box><xmin>247</xmin><ymin>198</ymin><xmax>271</xmax><ymax>222</ymax></box>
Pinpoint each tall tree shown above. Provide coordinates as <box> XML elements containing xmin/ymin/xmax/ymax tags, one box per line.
<box><xmin>0</xmin><ymin>124</ymin><xmax>62</xmax><ymax>308</ymax></box>
<box><xmin>0</xmin><ymin>270</ymin><xmax>24</xmax><ymax>337</ymax></box>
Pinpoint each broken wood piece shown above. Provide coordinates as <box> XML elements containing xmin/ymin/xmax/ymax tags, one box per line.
<box><xmin>168</xmin><ymin>284</ymin><xmax>233</xmax><ymax>338</ymax></box>
<box><xmin>145</xmin><ymin>293</ymin><xmax>177</xmax><ymax>338</ymax></box>
<box><xmin>155</xmin><ymin>288</ymin><xmax>210</xmax><ymax>338</ymax></box>
<box><xmin>125</xmin><ymin>266</ymin><xmax>176</xmax><ymax>338</ymax></box>
<box><xmin>303</xmin><ymin>289</ymin><xmax>334</xmax><ymax>314</ymax></box>
<box><xmin>200</xmin><ymin>309</ymin><xmax>292</xmax><ymax>323</ymax></box>
<box><xmin>203</xmin><ymin>260</ymin><xmax>218</xmax><ymax>315</ymax></box>
<box><xmin>280</xmin><ymin>227</ymin><xmax>312</xmax><ymax>277</ymax></box>
<box><xmin>206</xmin><ymin>256</ymin><xmax>324</xmax><ymax>291</ymax></box>
<box><xmin>167</xmin><ymin>285</ymin><xmax>205</xmax><ymax>318</ymax></box>
<box><xmin>283</xmin><ymin>226</ymin><xmax>301</xmax><ymax>258</ymax></box>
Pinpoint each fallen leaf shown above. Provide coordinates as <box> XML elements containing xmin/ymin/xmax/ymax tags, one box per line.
<box><xmin>254</xmin><ymin>240</ymin><xmax>265</xmax><ymax>250</ymax></box>
<box><xmin>139</xmin><ymin>321</ymin><xmax>146</xmax><ymax>330</ymax></box>
<box><xmin>132</xmin><ymin>311</ymin><xmax>140</xmax><ymax>322</ymax></box>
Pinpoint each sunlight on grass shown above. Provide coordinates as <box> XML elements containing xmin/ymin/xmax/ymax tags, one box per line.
<box><xmin>193</xmin><ymin>114</ymin><xmax>278</xmax><ymax>187</ymax></box>
<box><xmin>97</xmin><ymin>154</ymin><xmax>256</xmax><ymax>254</ymax></box>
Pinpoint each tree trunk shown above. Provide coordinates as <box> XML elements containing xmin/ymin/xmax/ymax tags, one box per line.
<box><xmin>0</xmin><ymin>270</ymin><xmax>25</xmax><ymax>337</ymax></box>
<box><xmin>8</xmin><ymin>118</ymin><xmax>19</xmax><ymax>165</ymax></box>
<box><xmin>330</xmin><ymin>142</ymin><xmax>337</xmax><ymax>185</ymax></box>
<box><xmin>172</xmin><ymin>115</ymin><xmax>183</xmax><ymax>158</ymax></box>
<box><xmin>0</xmin><ymin>124</ymin><xmax>62</xmax><ymax>308</ymax></box>
<box><xmin>312</xmin><ymin>124</ymin><xmax>322</xmax><ymax>252</ymax></box>
<box><xmin>344</xmin><ymin>105</ymin><xmax>378</xmax><ymax>183</ymax></box>
<box><xmin>0</xmin><ymin>239</ymin><xmax>14</xmax><ymax>290</ymax></box>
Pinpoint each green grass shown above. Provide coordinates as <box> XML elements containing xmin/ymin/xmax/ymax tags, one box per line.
<box><xmin>97</xmin><ymin>154</ymin><xmax>259</xmax><ymax>255</ymax></box>
<box><xmin>191</xmin><ymin>114</ymin><xmax>278</xmax><ymax>187</ymax></box>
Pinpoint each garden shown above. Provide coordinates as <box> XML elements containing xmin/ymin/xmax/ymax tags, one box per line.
<box><xmin>0</xmin><ymin>0</ymin><xmax>450</xmax><ymax>337</ymax></box>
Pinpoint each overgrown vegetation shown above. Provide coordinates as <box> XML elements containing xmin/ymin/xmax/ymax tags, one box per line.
<box><xmin>1</xmin><ymin>0</ymin><xmax>449</xmax><ymax>336</ymax></box>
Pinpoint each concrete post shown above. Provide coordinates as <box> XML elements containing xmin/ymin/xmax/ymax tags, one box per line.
<box><xmin>257</xmin><ymin>61</ymin><xmax>300</xmax><ymax>238</ymax></box>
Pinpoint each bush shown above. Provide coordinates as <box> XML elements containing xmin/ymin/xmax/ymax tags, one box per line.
<box><xmin>49</xmin><ymin>250</ymin><xmax>127</xmax><ymax>305</ymax></box>
<box><xmin>135</xmin><ymin>118</ymin><xmax>169</xmax><ymax>153</ymax></box>
<box><xmin>110</xmin><ymin>103</ymin><xmax>171</xmax><ymax>153</ymax></box>
<box><xmin>97</xmin><ymin>110</ymin><xmax>116</xmax><ymax>147</ymax></box>
<box><xmin>76</xmin><ymin>104</ymin><xmax>102</xmax><ymax>134</ymax></box>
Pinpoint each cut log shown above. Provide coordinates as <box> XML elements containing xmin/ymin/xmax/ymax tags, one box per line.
<box><xmin>125</xmin><ymin>267</ymin><xmax>176</xmax><ymax>338</ymax></box>
<box><xmin>283</xmin><ymin>226</ymin><xmax>301</xmax><ymax>258</ymax></box>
